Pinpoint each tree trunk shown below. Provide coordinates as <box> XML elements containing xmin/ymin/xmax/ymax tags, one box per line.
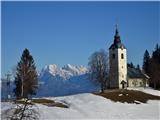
<box><xmin>101</xmin><ymin>83</ymin><xmax>104</xmax><ymax>93</ymax></box>
<box><xmin>154</xmin><ymin>80</ymin><xmax>156</xmax><ymax>89</ymax></box>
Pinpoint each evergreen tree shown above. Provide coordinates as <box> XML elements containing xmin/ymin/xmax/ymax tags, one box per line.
<box><xmin>152</xmin><ymin>44</ymin><xmax>160</xmax><ymax>64</ymax></box>
<box><xmin>136</xmin><ymin>64</ymin><xmax>141</xmax><ymax>71</ymax></box>
<box><xmin>130</xmin><ymin>62</ymin><xmax>134</xmax><ymax>68</ymax></box>
<box><xmin>149</xmin><ymin>44</ymin><xmax>160</xmax><ymax>89</ymax></box>
<box><xmin>14</xmin><ymin>49</ymin><xmax>38</xmax><ymax>99</ymax></box>
<box><xmin>142</xmin><ymin>50</ymin><xmax>150</xmax><ymax>74</ymax></box>
<box><xmin>127</xmin><ymin>62</ymin><xmax>134</xmax><ymax>68</ymax></box>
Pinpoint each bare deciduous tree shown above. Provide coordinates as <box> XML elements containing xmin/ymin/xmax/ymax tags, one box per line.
<box><xmin>88</xmin><ymin>49</ymin><xmax>109</xmax><ymax>93</ymax></box>
<box><xmin>3</xmin><ymin>98</ymin><xmax>40</xmax><ymax>120</ymax></box>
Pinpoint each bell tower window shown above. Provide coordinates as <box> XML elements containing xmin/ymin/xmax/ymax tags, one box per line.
<box><xmin>121</xmin><ymin>53</ymin><xmax>124</xmax><ymax>59</ymax></box>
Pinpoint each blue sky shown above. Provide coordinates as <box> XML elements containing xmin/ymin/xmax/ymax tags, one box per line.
<box><xmin>2</xmin><ymin>1</ymin><xmax>159</xmax><ymax>78</ymax></box>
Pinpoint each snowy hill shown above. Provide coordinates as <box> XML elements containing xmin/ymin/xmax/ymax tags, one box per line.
<box><xmin>37</xmin><ymin>64</ymin><xmax>100</xmax><ymax>97</ymax></box>
<box><xmin>2</xmin><ymin>88</ymin><xmax>160</xmax><ymax>119</ymax></box>
<box><xmin>41</xmin><ymin>92</ymin><xmax>160</xmax><ymax>119</ymax></box>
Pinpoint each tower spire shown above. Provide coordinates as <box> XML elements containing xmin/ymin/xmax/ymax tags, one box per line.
<box><xmin>114</xmin><ymin>23</ymin><xmax>121</xmax><ymax>44</ymax></box>
<box><xmin>115</xmin><ymin>23</ymin><xmax>119</xmax><ymax>36</ymax></box>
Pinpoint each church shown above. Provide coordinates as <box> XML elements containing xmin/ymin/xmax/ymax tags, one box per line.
<box><xmin>108</xmin><ymin>26</ymin><xmax>149</xmax><ymax>89</ymax></box>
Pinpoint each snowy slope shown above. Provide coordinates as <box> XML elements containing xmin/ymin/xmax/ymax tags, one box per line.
<box><xmin>2</xmin><ymin>90</ymin><xmax>160</xmax><ymax>120</ymax></box>
<box><xmin>127</xmin><ymin>87</ymin><xmax>160</xmax><ymax>96</ymax></box>
<box><xmin>37</xmin><ymin>64</ymin><xmax>100</xmax><ymax>97</ymax></box>
<box><xmin>39</xmin><ymin>93</ymin><xmax>160</xmax><ymax>119</ymax></box>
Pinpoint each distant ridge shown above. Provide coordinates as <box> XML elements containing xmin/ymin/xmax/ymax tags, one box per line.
<box><xmin>37</xmin><ymin>64</ymin><xmax>100</xmax><ymax>97</ymax></box>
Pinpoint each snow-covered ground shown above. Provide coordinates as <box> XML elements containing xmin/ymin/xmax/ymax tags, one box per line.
<box><xmin>1</xmin><ymin>88</ymin><xmax>160</xmax><ymax>120</ymax></box>
<box><xmin>127</xmin><ymin>87</ymin><xmax>160</xmax><ymax>96</ymax></box>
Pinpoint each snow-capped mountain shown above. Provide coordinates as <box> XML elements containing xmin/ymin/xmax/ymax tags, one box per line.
<box><xmin>39</xmin><ymin>64</ymin><xmax>88</xmax><ymax>80</ymax></box>
<box><xmin>1</xmin><ymin>64</ymin><xmax>99</xmax><ymax>99</ymax></box>
<box><xmin>37</xmin><ymin>64</ymin><xmax>100</xmax><ymax>97</ymax></box>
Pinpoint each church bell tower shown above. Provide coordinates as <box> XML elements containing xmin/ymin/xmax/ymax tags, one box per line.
<box><xmin>109</xmin><ymin>25</ymin><xmax>127</xmax><ymax>88</ymax></box>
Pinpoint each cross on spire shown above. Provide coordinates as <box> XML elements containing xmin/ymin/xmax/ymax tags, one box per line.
<box><xmin>115</xmin><ymin>23</ymin><xmax>119</xmax><ymax>36</ymax></box>
<box><xmin>114</xmin><ymin>23</ymin><xmax>121</xmax><ymax>44</ymax></box>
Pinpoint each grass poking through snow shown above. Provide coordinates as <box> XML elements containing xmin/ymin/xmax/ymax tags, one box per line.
<box><xmin>15</xmin><ymin>98</ymin><xmax>68</xmax><ymax>108</ymax></box>
<box><xmin>94</xmin><ymin>89</ymin><xmax>160</xmax><ymax>104</ymax></box>
<box><xmin>32</xmin><ymin>98</ymin><xmax>69</xmax><ymax>108</ymax></box>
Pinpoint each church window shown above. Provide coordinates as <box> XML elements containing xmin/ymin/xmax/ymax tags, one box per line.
<box><xmin>112</xmin><ymin>54</ymin><xmax>115</xmax><ymax>59</ymax></box>
<box><xmin>121</xmin><ymin>53</ymin><xmax>124</xmax><ymax>59</ymax></box>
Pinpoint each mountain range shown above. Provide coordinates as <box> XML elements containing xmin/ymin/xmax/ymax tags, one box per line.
<box><xmin>37</xmin><ymin>64</ymin><xmax>100</xmax><ymax>97</ymax></box>
<box><xmin>2</xmin><ymin>64</ymin><xmax>100</xmax><ymax>99</ymax></box>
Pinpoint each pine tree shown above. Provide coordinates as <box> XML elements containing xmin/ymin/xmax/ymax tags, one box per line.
<box><xmin>152</xmin><ymin>44</ymin><xmax>160</xmax><ymax>64</ymax></box>
<box><xmin>136</xmin><ymin>64</ymin><xmax>140</xmax><ymax>71</ymax></box>
<box><xmin>142</xmin><ymin>50</ymin><xmax>150</xmax><ymax>74</ymax></box>
<box><xmin>130</xmin><ymin>62</ymin><xmax>134</xmax><ymax>68</ymax></box>
<box><xmin>14</xmin><ymin>48</ymin><xmax>38</xmax><ymax>99</ymax></box>
<box><xmin>149</xmin><ymin>44</ymin><xmax>160</xmax><ymax>89</ymax></box>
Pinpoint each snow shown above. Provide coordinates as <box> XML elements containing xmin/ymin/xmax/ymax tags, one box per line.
<box><xmin>127</xmin><ymin>87</ymin><xmax>160</xmax><ymax>96</ymax></box>
<box><xmin>118</xmin><ymin>94</ymin><xmax>123</xmax><ymax>96</ymax></box>
<box><xmin>2</xmin><ymin>88</ymin><xmax>160</xmax><ymax>120</ymax></box>
<box><xmin>37</xmin><ymin>64</ymin><xmax>100</xmax><ymax>97</ymax></box>
<box><xmin>40</xmin><ymin>64</ymin><xmax>88</xmax><ymax>79</ymax></box>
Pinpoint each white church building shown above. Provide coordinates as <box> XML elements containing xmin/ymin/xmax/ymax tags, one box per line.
<box><xmin>108</xmin><ymin>26</ymin><xmax>149</xmax><ymax>89</ymax></box>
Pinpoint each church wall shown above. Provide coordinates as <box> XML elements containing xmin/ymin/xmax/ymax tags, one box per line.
<box><xmin>117</xmin><ymin>48</ymin><xmax>127</xmax><ymax>88</ymax></box>
<box><xmin>109</xmin><ymin>48</ymin><xmax>127</xmax><ymax>89</ymax></box>
<box><xmin>128</xmin><ymin>78</ymin><xmax>148</xmax><ymax>87</ymax></box>
<box><xmin>109</xmin><ymin>49</ymin><xmax>119</xmax><ymax>88</ymax></box>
